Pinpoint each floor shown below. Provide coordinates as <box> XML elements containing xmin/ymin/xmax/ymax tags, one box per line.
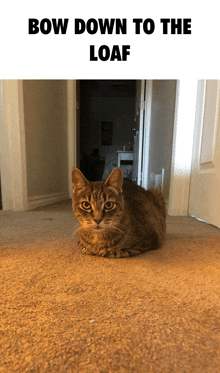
<box><xmin>1</xmin><ymin>200</ymin><xmax>220</xmax><ymax>372</ymax></box>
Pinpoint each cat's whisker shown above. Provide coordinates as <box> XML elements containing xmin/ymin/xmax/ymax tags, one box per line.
<box><xmin>108</xmin><ymin>224</ymin><xmax>125</xmax><ymax>235</ymax></box>
<box><xmin>112</xmin><ymin>222</ymin><xmax>125</xmax><ymax>230</ymax></box>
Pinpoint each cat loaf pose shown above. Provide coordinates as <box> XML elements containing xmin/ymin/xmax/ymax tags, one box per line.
<box><xmin>71</xmin><ymin>167</ymin><xmax>166</xmax><ymax>258</ymax></box>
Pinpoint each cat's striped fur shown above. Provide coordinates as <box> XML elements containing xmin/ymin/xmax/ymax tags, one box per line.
<box><xmin>71</xmin><ymin>167</ymin><xmax>166</xmax><ymax>258</ymax></box>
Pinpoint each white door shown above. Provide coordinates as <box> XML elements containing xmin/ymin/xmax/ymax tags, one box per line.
<box><xmin>188</xmin><ymin>80</ymin><xmax>220</xmax><ymax>228</ymax></box>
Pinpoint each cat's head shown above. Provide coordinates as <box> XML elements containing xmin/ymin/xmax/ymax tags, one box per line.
<box><xmin>71</xmin><ymin>167</ymin><xmax>124</xmax><ymax>232</ymax></box>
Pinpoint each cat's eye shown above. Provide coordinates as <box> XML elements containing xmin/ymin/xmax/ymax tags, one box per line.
<box><xmin>81</xmin><ymin>201</ymin><xmax>91</xmax><ymax>210</ymax></box>
<box><xmin>104</xmin><ymin>201</ymin><xmax>114</xmax><ymax>210</ymax></box>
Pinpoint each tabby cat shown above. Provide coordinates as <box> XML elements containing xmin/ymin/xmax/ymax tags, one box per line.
<box><xmin>71</xmin><ymin>167</ymin><xmax>166</xmax><ymax>258</ymax></box>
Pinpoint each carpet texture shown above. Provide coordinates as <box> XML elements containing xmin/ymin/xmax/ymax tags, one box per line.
<box><xmin>0</xmin><ymin>199</ymin><xmax>220</xmax><ymax>373</ymax></box>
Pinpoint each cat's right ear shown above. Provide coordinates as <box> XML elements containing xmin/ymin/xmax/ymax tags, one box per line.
<box><xmin>71</xmin><ymin>168</ymin><xmax>89</xmax><ymax>193</ymax></box>
<box><xmin>105</xmin><ymin>167</ymin><xmax>123</xmax><ymax>192</ymax></box>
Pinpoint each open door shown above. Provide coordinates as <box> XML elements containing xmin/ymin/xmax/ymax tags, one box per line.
<box><xmin>188</xmin><ymin>80</ymin><xmax>220</xmax><ymax>228</ymax></box>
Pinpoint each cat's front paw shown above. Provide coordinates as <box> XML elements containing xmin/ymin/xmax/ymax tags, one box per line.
<box><xmin>78</xmin><ymin>241</ymin><xmax>88</xmax><ymax>254</ymax></box>
<box><xmin>81</xmin><ymin>247</ymin><xmax>96</xmax><ymax>256</ymax></box>
<box><xmin>105</xmin><ymin>249</ymin><xmax>130</xmax><ymax>258</ymax></box>
<box><xmin>81</xmin><ymin>246</ymin><xmax>91</xmax><ymax>255</ymax></box>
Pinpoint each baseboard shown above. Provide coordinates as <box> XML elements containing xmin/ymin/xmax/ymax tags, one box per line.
<box><xmin>28</xmin><ymin>192</ymin><xmax>70</xmax><ymax>210</ymax></box>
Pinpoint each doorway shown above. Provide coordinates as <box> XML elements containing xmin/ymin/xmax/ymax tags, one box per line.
<box><xmin>79</xmin><ymin>80</ymin><xmax>137</xmax><ymax>183</ymax></box>
<box><xmin>0</xmin><ymin>79</ymin><xmax>186</xmax><ymax>214</ymax></box>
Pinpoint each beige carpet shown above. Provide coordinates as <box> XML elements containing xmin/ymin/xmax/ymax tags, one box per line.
<box><xmin>1</xmin><ymin>199</ymin><xmax>220</xmax><ymax>373</ymax></box>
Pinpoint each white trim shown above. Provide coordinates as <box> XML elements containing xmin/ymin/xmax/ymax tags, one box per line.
<box><xmin>168</xmin><ymin>80</ymin><xmax>198</xmax><ymax>216</ymax></box>
<box><xmin>200</xmin><ymin>80</ymin><xmax>219</xmax><ymax>168</ymax></box>
<box><xmin>137</xmin><ymin>80</ymin><xmax>145</xmax><ymax>186</ymax></box>
<box><xmin>0</xmin><ymin>80</ymin><xmax>28</xmax><ymax>211</ymax></box>
<box><xmin>28</xmin><ymin>192</ymin><xmax>70</xmax><ymax>210</ymax></box>
<box><xmin>190</xmin><ymin>80</ymin><xmax>206</xmax><ymax>176</ymax></box>
<box><xmin>67</xmin><ymin>80</ymin><xmax>77</xmax><ymax>198</ymax></box>
<box><xmin>141</xmin><ymin>80</ymin><xmax>152</xmax><ymax>190</ymax></box>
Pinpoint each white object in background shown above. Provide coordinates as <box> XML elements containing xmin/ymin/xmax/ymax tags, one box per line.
<box><xmin>117</xmin><ymin>151</ymin><xmax>133</xmax><ymax>166</ymax></box>
<box><xmin>117</xmin><ymin>151</ymin><xmax>133</xmax><ymax>178</ymax></box>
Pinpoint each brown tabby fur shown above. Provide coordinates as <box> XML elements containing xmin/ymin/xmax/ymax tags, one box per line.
<box><xmin>71</xmin><ymin>167</ymin><xmax>166</xmax><ymax>258</ymax></box>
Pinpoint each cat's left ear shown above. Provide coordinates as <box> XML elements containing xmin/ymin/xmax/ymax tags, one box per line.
<box><xmin>71</xmin><ymin>168</ymin><xmax>89</xmax><ymax>193</ymax></box>
<box><xmin>105</xmin><ymin>167</ymin><xmax>123</xmax><ymax>192</ymax></box>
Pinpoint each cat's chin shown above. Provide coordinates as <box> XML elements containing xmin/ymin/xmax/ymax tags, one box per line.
<box><xmin>90</xmin><ymin>225</ymin><xmax>108</xmax><ymax>233</ymax></box>
<box><xmin>92</xmin><ymin>226</ymin><xmax>104</xmax><ymax>231</ymax></box>
<box><xmin>81</xmin><ymin>225</ymin><xmax>105</xmax><ymax>232</ymax></box>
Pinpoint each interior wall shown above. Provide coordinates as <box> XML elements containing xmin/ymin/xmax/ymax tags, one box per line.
<box><xmin>23</xmin><ymin>80</ymin><xmax>69</xmax><ymax>200</ymax></box>
<box><xmin>148</xmin><ymin>80</ymin><xmax>177</xmax><ymax>200</ymax></box>
<box><xmin>0</xmin><ymin>80</ymin><xmax>28</xmax><ymax>211</ymax></box>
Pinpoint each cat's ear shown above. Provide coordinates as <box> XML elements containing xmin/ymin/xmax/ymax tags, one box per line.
<box><xmin>71</xmin><ymin>168</ymin><xmax>89</xmax><ymax>193</ymax></box>
<box><xmin>105</xmin><ymin>167</ymin><xmax>123</xmax><ymax>192</ymax></box>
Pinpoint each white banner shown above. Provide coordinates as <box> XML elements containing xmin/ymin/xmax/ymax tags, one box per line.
<box><xmin>0</xmin><ymin>0</ymin><xmax>218</xmax><ymax>78</ymax></box>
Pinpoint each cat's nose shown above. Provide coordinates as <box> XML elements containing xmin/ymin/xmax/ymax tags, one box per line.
<box><xmin>94</xmin><ymin>219</ymin><xmax>102</xmax><ymax>225</ymax></box>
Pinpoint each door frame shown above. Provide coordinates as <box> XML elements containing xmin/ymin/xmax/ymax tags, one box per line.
<box><xmin>141</xmin><ymin>80</ymin><xmax>153</xmax><ymax>190</ymax></box>
<box><xmin>67</xmin><ymin>80</ymin><xmax>77</xmax><ymax>198</ymax></box>
<box><xmin>140</xmin><ymin>79</ymin><xmax>199</xmax><ymax>216</ymax></box>
<box><xmin>137</xmin><ymin>80</ymin><xmax>146</xmax><ymax>185</ymax></box>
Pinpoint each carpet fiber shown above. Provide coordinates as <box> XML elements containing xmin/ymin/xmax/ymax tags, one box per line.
<box><xmin>1</xmin><ymin>200</ymin><xmax>220</xmax><ymax>373</ymax></box>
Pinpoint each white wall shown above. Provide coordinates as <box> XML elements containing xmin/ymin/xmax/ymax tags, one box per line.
<box><xmin>0</xmin><ymin>80</ymin><xmax>28</xmax><ymax>211</ymax></box>
<box><xmin>23</xmin><ymin>80</ymin><xmax>69</xmax><ymax>208</ymax></box>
